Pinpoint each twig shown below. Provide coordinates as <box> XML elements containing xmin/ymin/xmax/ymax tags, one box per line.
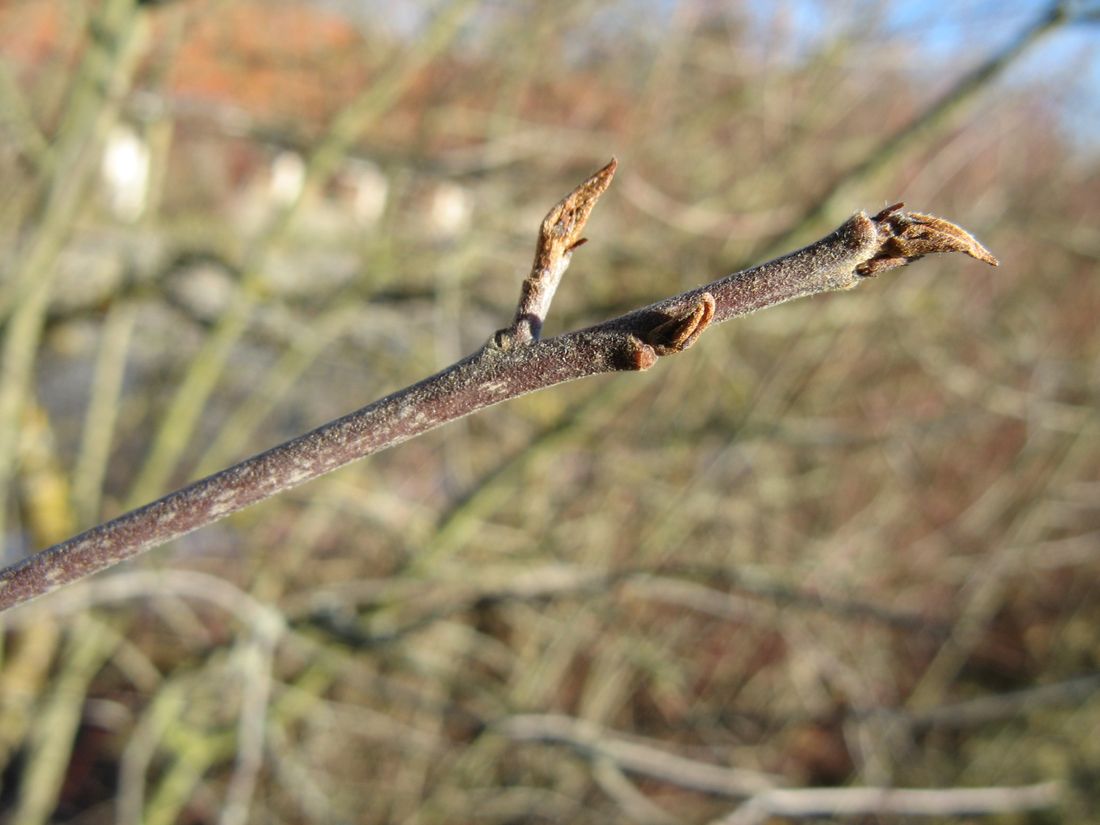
<box><xmin>908</xmin><ymin>672</ymin><xmax>1100</xmax><ymax>729</ymax></box>
<box><xmin>719</xmin><ymin>780</ymin><xmax>1062</xmax><ymax>825</ymax></box>
<box><xmin>291</xmin><ymin>562</ymin><xmax>945</xmax><ymax>652</ymax></box>
<box><xmin>0</xmin><ymin>0</ymin><xmax>148</xmax><ymax>546</ymax></box>
<box><xmin>6</xmin><ymin>620</ymin><xmax>119</xmax><ymax>825</ymax></box>
<box><xmin>218</xmin><ymin>633</ymin><xmax>278</xmax><ymax>825</ymax></box>
<box><xmin>0</xmin><ymin>164</ymin><xmax>996</xmax><ymax>613</ymax></box>
<box><xmin>496</xmin><ymin>713</ymin><xmax>781</xmax><ymax>797</ymax></box>
<box><xmin>591</xmin><ymin>757</ymin><xmax>679</xmax><ymax>825</ymax></box>
<box><xmin>0</xmin><ymin>61</ymin><xmax>54</xmax><ymax>175</ymax></box>
<box><xmin>73</xmin><ymin>301</ymin><xmax>138</xmax><ymax>525</ymax></box>
<box><xmin>497</xmin><ymin>158</ymin><xmax>618</xmax><ymax>347</ymax></box>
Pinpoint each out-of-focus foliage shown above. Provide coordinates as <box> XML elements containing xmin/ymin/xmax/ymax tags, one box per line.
<box><xmin>1</xmin><ymin>1</ymin><xmax>1098</xmax><ymax>823</ymax></box>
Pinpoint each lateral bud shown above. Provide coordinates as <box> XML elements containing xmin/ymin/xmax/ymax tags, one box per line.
<box><xmin>645</xmin><ymin>292</ymin><xmax>716</xmax><ymax>356</ymax></box>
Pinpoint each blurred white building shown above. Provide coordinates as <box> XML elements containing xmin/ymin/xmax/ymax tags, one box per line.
<box><xmin>100</xmin><ymin>123</ymin><xmax>151</xmax><ymax>222</ymax></box>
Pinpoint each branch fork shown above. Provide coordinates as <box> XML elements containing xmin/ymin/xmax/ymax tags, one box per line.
<box><xmin>0</xmin><ymin>160</ymin><xmax>998</xmax><ymax>612</ymax></box>
<box><xmin>495</xmin><ymin>158</ymin><xmax>618</xmax><ymax>349</ymax></box>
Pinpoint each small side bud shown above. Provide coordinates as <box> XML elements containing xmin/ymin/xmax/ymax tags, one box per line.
<box><xmin>645</xmin><ymin>292</ymin><xmax>716</xmax><ymax>356</ymax></box>
<box><xmin>630</xmin><ymin>341</ymin><xmax>659</xmax><ymax>371</ymax></box>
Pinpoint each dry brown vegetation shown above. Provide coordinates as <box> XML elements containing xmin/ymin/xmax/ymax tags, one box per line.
<box><xmin>1</xmin><ymin>1</ymin><xmax>1099</xmax><ymax>823</ymax></box>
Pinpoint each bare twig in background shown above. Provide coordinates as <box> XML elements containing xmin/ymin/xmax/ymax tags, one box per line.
<box><xmin>0</xmin><ymin>166</ymin><xmax>996</xmax><ymax>613</ymax></box>
<box><xmin>0</xmin><ymin>60</ymin><xmax>53</xmax><ymax>175</ymax></box>
<box><xmin>218</xmin><ymin>630</ymin><xmax>278</xmax><ymax>825</ymax></box>
<box><xmin>908</xmin><ymin>673</ymin><xmax>1100</xmax><ymax>729</ymax></box>
<box><xmin>719</xmin><ymin>780</ymin><xmax>1062</xmax><ymax>825</ymax></box>
<box><xmin>0</xmin><ymin>569</ymin><xmax>287</xmax><ymax>635</ymax></box>
<box><xmin>496</xmin><ymin>713</ymin><xmax>781</xmax><ymax>797</ymax></box>
<box><xmin>0</xmin><ymin>0</ymin><xmax>148</xmax><ymax>543</ymax></box>
<box><xmin>290</xmin><ymin>562</ymin><xmax>945</xmax><ymax>653</ymax></box>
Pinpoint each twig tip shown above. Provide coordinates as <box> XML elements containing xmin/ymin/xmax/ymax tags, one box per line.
<box><xmin>859</xmin><ymin>206</ymin><xmax>999</xmax><ymax>276</ymax></box>
<box><xmin>501</xmin><ymin>159</ymin><xmax>621</xmax><ymax>346</ymax></box>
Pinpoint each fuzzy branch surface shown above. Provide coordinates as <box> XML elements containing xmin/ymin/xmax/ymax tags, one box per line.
<box><xmin>0</xmin><ymin>163</ymin><xmax>997</xmax><ymax>613</ymax></box>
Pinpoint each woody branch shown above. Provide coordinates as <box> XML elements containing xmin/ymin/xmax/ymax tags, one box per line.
<box><xmin>0</xmin><ymin>160</ymin><xmax>996</xmax><ymax>612</ymax></box>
